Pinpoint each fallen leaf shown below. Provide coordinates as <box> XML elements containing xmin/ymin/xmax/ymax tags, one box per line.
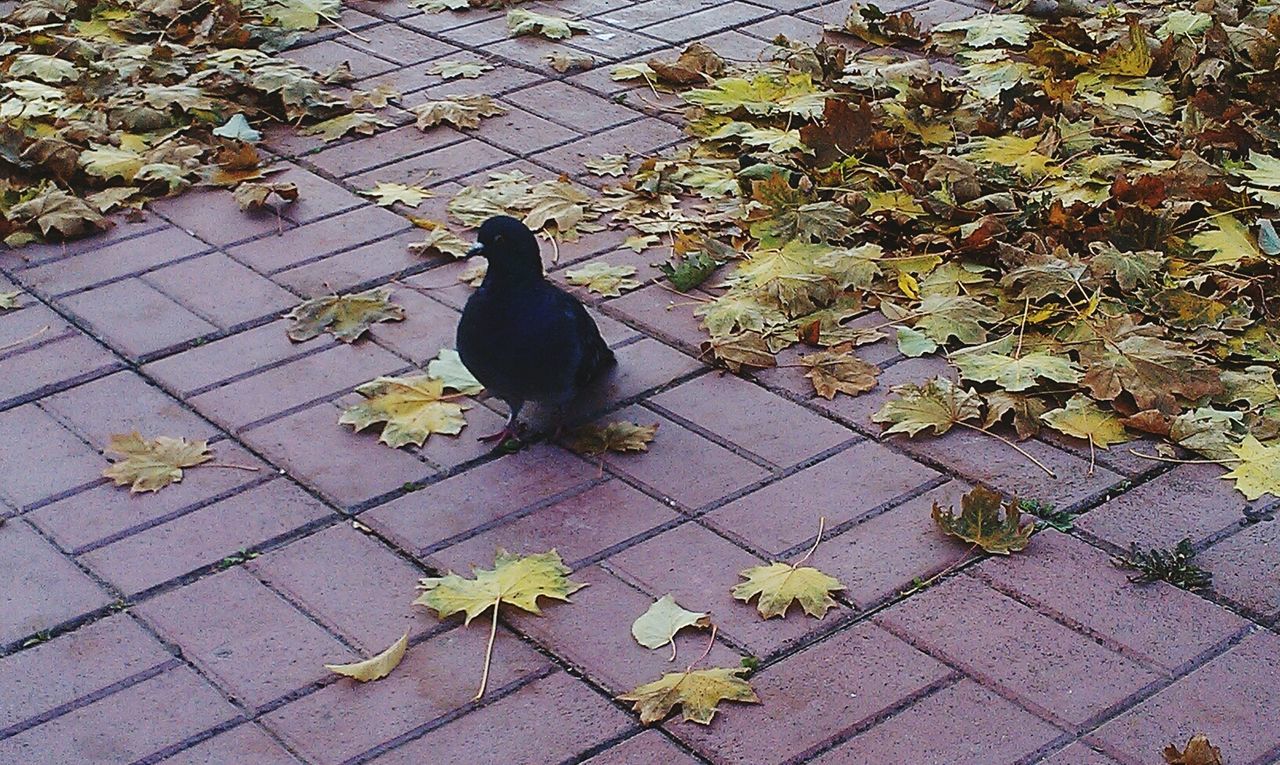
<box><xmin>429</xmin><ymin>59</ymin><xmax>494</xmax><ymax>80</ymax></box>
<box><xmin>1221</xmin><ymin>435</ymin><xmax>1280</xmax><ymax>500</ymax></box>
<box><xmin>1163</xmin><ymin>734</ymin><xmax>1224</xmax><ymax>765</ymax></box>
<box><xmin>0</xmin><ymin>291</ymin><xmax>21</xmax><ymax>311</ymax></box>
<box><xmin>546</xmin><ymin>52</ymin><xmax>595</xmax><ymax>73</ymax></box>
<box><xmin>340</xmin><ymin>375</ymin><xmax>468</xmax><ymax>448</ymax></box>
<box><xmin>285</xmin><ymin>288</ymin><xmax>405</xmax><ymax>343</ymax></box>
<box><xmin>799</xmin><ymin>349</ymin><xmax>879</xmax><ymax>398</ymax></box>
<box><xmin>102</xmin><ymin>432</ymin><xmax>213</xmax><ymax>493</ymax></box>
<box><xmin>507</xmin><ymin>8</ymin><xmax>590</xmax><ymax>39</ymax></box>
<box><xmin>873</xmin><ymin>377</ymin><xmax>984</xmax><ymax>437</ymax></box>
<box><xmin>565</xmin><ymin>421</ymin><xmax>658</xmax><ymax>457</ymax></box>
<box><xmin>360</xmin><ymin>182</ymin><xmax>435</xmax><ymax>207</ymax></box>
<box><xmin>233</xmin><ymin>181</ymin><xmax>298</xmax><ymax>211</ymax></box>
<box><xmin>631</xmin><ymin>595</ymin><xmax>710</xmax><ymax>657</ymax></box>
<box><xmin>325</xmin><ymin>632</ymin><xmax>409</xmax><ymax>682</ymax></box>
<box><xmin>1041</xmin><ymin>394</ymin><xmax>1129</xmax><ymax>448</ymax></box>
<box><xmin>953</xmin><ymin>350</ymin><xmax>1081</xmax><ymax>392</ymax></box>
<box><xmin>426</xmin><ymin>348</ymin><xmax>484</xmax><ymax>395</ymax></box>
<box><xmin>733</xmin><ymin>561</ymin><xmax>843</xmax><ymax>619</ymax></box>
<box><xmin>301</xmin><ymin>111</ymin><xmax>392</xmax><ymax>141</ymax></box>
<box><xmin>932</xmin><ymin>486</ymin><xmax>1033</xmax><ymax>554</ymax></box>
<box><xmin>618</xmin><ymin>667</ymin><xmax>759</xmax><ymax>725</ymax></box>
<box><xmin>407</xmin><ymin>224</ymin><xmax>472</xmax><ymax>258</ymax></box>
<box><xmin>212</xmin><ymin>114</ymin><xmax>262</xmax><ymax>142</ymax></box>
<box><xmin>565</xmin><ymin>262</ymin><xmax>641</xmax><ymax>297</ymax></box>
<box><xmin>411</xmin><ymin>94</ymin><xmax>507</xmax><ymax>130</ymax></box>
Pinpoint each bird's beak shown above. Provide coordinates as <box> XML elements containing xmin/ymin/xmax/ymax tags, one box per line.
<box><xmin>467</xmin><ymin>242</ymin><xmax>485</xmax><ymax>258</ymax></box>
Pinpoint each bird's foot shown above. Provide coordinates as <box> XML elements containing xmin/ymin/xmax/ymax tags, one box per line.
<box><xmin>478</xmin><ymin>423</ymin><xmax>523</xmax><ymax>444</ymax></box>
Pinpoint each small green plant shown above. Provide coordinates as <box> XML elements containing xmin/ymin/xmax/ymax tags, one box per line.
<box><xmin>21</xmin><ymin>630</ymin><xmax>52</xmax><ymax>649</ymax></box>
<box><xmin>401</xmin><ymin>481</ymin><xmax>424</xmax><ymax>492</ymax></box>
<box><xmin>217</xmin><ymin>549</ymin><xmax>260</xmax><ymax>570</ymax></box>
<box><xmin>1117</xmin><ymin>538</ymin><xmax>1212</xmax><ymax>591</ymax></box>
<box><xmin>739</xmin><ymin>655</ymin><xmax>760</xmax><ymax>675</ymax></box>
<box><xmin>1018</xmin><ymin>498</ymin><xmax>1077</xmax><ymax>532</ymax></box>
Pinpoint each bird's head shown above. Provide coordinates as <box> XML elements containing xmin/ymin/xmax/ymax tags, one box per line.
<box><xmin>468</xmin><ymin>215</ymin><xmax>542</xmax><ymax>281</ymax></box>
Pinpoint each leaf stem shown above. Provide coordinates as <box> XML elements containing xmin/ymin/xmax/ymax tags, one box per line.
<box><xmin>474</xmin><ymin>599</ymin><xmax>500</xmax><ymax>700</ymax></box>
<box><xmin>202</xmin><ymin>462</ymin><xmax>262</xmax><ymax>472</ymax></box>
<box><xmin>685</xmin><ymin>624</ymin><xmax>717</xmax><ymax>674</ymax></box>
<box><xmin>0</xmin><ymin>324</ymin><xmax>50</xmax><ymax>353</ymax></box>
<box><xmin>794</xmin><ymin>516</ymin><xmax>826</xmax><ymax>567</ymax></box>
<box><xmin>957</xmin><ymin>421</ymin><xmax>1057</xmax><ymax>478</ymax></box>
<box><xmin>1127</xmin><ymin>449</ymin><xmax>1241</xmax><ymax>465</ymax></box>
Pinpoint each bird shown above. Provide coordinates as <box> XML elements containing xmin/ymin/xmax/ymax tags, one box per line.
<box><xmin>457</xmin><ymin>215</ymin><xmax>616</xmax><ymax>444</ymax></box>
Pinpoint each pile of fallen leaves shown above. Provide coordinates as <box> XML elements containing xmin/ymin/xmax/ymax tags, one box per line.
<box><xmin>573</xmin><ymin>1</ymin><xmax>1280</xmax><ymax>495</ymax></box>
<box><xmin>0</xmin><ymin>0</ymin><xmax>364</xmax><ymax>244</ymax></box>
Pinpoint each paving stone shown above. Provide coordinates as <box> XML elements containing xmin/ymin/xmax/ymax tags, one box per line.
<box><xmin>602</xmin><ymin>283</ymin><xmax>710</xmax><ymax>352</ymax></box>
<box><xmin>1089</xmin><ymin>631</ymin><xmax>1280</xmax><ymax>765</ymax></box>
<box><xmin>969</xmin><ymin>529</ymin><xmax>1249</xmax><ymax>673</ymax></box>
<box><xmin>40</xmin><ymin>370</ymin><xmax>218</xmax><ymax>450</ymax></box>
<box><xmin>282</xmin><ymin>39</ymin><xmax>398</xmax><ymax>80</ymax></box>
<box><xmin>509</xmin><ymin>564</ymin><xmax>743</xmax><ymax>693</ymax></box>
<box><xmin>811</xmin><ymin>353</ymin><xmax>955</xmax><ymax>433</ymax></box>
<box><xmin>248</xmin><ymin>524</ymin><xmax>428</xmax><ymax>653</ymax></box>
<box><xmin>362</xmin><ymin>443</ymin><xmax>597</xmax><ymax>555</ymax></box>
<box><xmin>808</xmin><ymin>480</ymin><xmax>976</xmax><ymax>609</ymax></box>
<box><xmin>1078</xmin><ymin>464</ymin><xmax>1250</xmax><ymax>550</ymax></box>
<box><xmin>650</xmin><ymin>373</ymin><xmax>854</xmax><ymax>467</ymax></box>
<box><xmin>608</xmin><ymin>522</ymin><xmax>848</xmax><ymax>658</ymax></box>
<box><xmin>705</xmin><ymin>440</ymin><xmax>939</xmax><ymax>556</ymax></box>
<box><xmin>410</xmin><ymin>397</ymin><xmax>507</xmax><ymax>470</ymax></box>
<box><xmin>150</xmin><ymin>188</ymin><xmax>292</xmax><ymax>246</ymax></box>
<box><xmin>503</xmin><ymin>81</ymin><xmax>642</xmax><ymax>132</ymax></box>
<box><xmin>573</xmin><ymin>336</ymin><xmax>704</xmax><ymax>413</ymax></box>
<box><xmin>261</xmin><ymin>627</ymin><xmax>550</xmax><ymax>765</ymax></box>
<box><xmin>3</xmin><ymin>218</ymin><xmax>166</xmax><ymax>269</ymax></box>
<box><xmin>143</xmin><ymin>253</ymin><xmax>298</xmax><ymax>330</ymax></box>
<box><xmin>0</xmin><ymin>613</ymin><xmax>170</xmax><ymax>733</ymax></box>
<box><xmin>269</xmin><ymin>163</ymin><xmax>369</xmax><ymax>224</ymax></box>
<box><xmin>305</xmin><ymin>124</ymin><xmax>466</xmax><ymax>178</ymax></box>
<box><xmin>271</xmin><ymin>229</ymin><xmax>424</xmax><ymax>296</ymax></box>
<box><xmin>136</xmin><ymin>567</ymin><xmax>355</xmax><ymax>710</ymax></box>
<box><xmin>0</xmin><ymin>405</ymin><xmax>105</xmax><ymax>510</ymax></box>
<box><xmin>80</xmin><ymin>479</ymin><xmax>330</xmax><ymax>596</ymax></box>
<box><xmin>672</xmin><ymin>622</ymin><xmax>952</xmax><ymax>765</ymax></box>
<box><xmin>17</xmin><ymin>226</ymin><xmax>210</xmax><ymax>297</ymax></box>
<box><xmin>0</xmin><ymin>332</ymin><xmax>121</xmax><ymax>408</ymax></box>
<box><xmin>743</xmin><ymin>14</ymin><xmax>826</xmax><ymax>41</ymax></box>
<box><xmin>28</xmin><ymin>441</ymin><xmax>268</xmax><ymax>554</ymax></box>
<box><xmin>363</xmin><ymin>287</ymin><xmax>460</xmax><ymax>366</ymax></box>
<box><xmin>188</xmin><ymin>341</ymin><xmax>406</xmax><ymax>432</ymax></box>
<box><xmin>537</xmin><ymin>119</ymin><xmax>686</xmax><ymax>177</ymax></box>
<box><xmin>159</xmin><ymin>723</ymin><xmax>301</xmax><ymax>765</ymax></box>
<box><xmin>582</xmin><ymin>731</ymin><xmax>703</xmax><ymax>764</ymax></box>
<box><xmin>227</xmin><ymin>205</ymin><xmax>411</xmax><ymax>274</ymax></box>
<box><xmin>0</xmin><ymin>667</ymin><xmax>238</xmax><ymax>765</ymax></box>
<box><xmin>429</xmin><ymin>477</ymin><xmax>678</xmax><ymax>571</ymax></box>
<box><xmin>1039</xmin><ymin>742</ymin><xmax>1124</xmax><ymax>765</ymax></box>
<box><xmin>643</xmin><ymin>2</ymin><xmax>771</xmax><ymax>42</ymax></box>
<box><xmin>811</xmin><ymin>679</ymin><xmax>1061</xmax><ymax>765</ymax></box>
<box><xmin>894</xmin><ymin>427</ymin><xmax>1126</xmax><ymax>514</ymax></box>
<box><xmin>589</xmin><ymin>405</ymin><xmax>771</xmax><ymax>510</ymax></box>
<box><xmin>241</xmin><ymin>400</ymin><xmax>432</xmax><ymax>510</ymax></box>
<box><xmin>1198</xmin><ymin>520</ymin><xmax>1280</xmax><ymax>619</ymax></box>
<box><xmin>61</xmin><ymin>277</ymin><xmax>219</xmax><ymax>359</ymax></box>
<box><xmin>340</xmin><ymin>24</ymin><xmax>457</xmax><ymax>65</ymax></box>
<box><xmin>347</xmin><ymin>137</ymin><xmax>516</xmax><ymax>187</ymax></box>
<box><xmin>750</xmin><ymin>344</ymin><xmax>822</xmax><ymax>401</ymax></box>
<box><xmin>142</xmin><ymin>320</ymin><xmax>331</xmax><ymax>398</ymax></box>
<box><xmin>368</xmin><ymin>672</ymin><xmax>632</xmax><ymax>765</ymax></box>
<box><xmin>875</xmin><ymin>576</ymin><xmax>1160</xmax><ymax>731</ymax></box>
<box><xmin>469</xmin><ymin>104</ymin><xmax>582</xmax><ymax>155</ymax></box>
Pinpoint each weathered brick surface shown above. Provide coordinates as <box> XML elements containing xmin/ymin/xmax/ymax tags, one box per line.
<box><xmin>1078</xmin><ymin>463</ymin><xmax>1251</xmax><ymax>550</ymax></box>
<box><xmin>811</xmin><ymin>680</ymin><xmax>1061</xmax><ymax>765</ymax></box>
<box><xmin>583</xmin><ymin>731</ymin><xmax>703</xmax><ymax>764</ymax></box>
<box><xmin>157</xmin><ymin>723</ymin><xmax>302</xmax><ymax>765</ymax></box>
<box><xmin>39</xmin><ymin>369</ymin><xmax>218</xmax><ymax>448</ymax></box>
<box><xmin>135</xmin><ymin>567</ymin><xmax>355</xmax><ymax>709</ymax></box>
<box><xmin>0</xmin><ymin>520</ymin><xmax>111</xmax><ymax>646</ymax></box>
<box><xmin>1198</xmin><ymin>519</ymin><xmax>1280</xmax><ymax>619</ymax></box>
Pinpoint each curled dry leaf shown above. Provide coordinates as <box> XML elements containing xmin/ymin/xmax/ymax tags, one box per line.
<box><xmin>932</xmin><ymin>486</ymin><xmax>1033</xmax><ymax>555</ymax></box>
<box><xmin>300</xmin><ymin>111</ymin><xmax>393</xmax><ymax>141</ymax></box>
<box><xmin>631</xmin><ymin>594</ymin><xmax>710</xmax><ymax>657</ymax></box>
<box><xmin>233</xmin><ymin>181</ymin><xmax>298</xmax><ymax>211</ymax></box>
<box><xmin>428</xmin><ymin>59</ymin><xmax>494</xmax><ymax>79</ymax></box>
<box><xmin>285</xmin><ymin>288</ymin><xmax>405</xmax><ymax>343</ymax></box>
<box><xmin>407</xmin><ymin>223</ymin><xmax>472</xmax><ymax>259</ymax></box>
<box><xmin>546</xmin><ymin>52</ymin><xmax>595</xmax><ymax>73</ymax></box>
<box><xmin>339</xmin><ymin>375</ymin><xmax>469</xmax><ymax>448</ymax></box>
<box><xmin>618</xmin><ymin>667</ymin><xmax>759</xmax><ymax>725</ymax></box>
<box><xmin>325</xmin><ymin>632</ymin><xmax>409</xmax><ymax>682</ymax></box>
<box><xmin>102</xmin><ymin>432</ymin><xmax>213</xmax><ymax>493</ymax></box>
<box><xmin>1162</xmin><ymin>734</ymin><xmax>1223</xmax><ymax>765</ymax></box>
<box><xmin>702</xmin><ymin>331</ymin><xmax>777</xmax><ymax>374</ymax></box>
<box><xmin>0</xmin><ymin>291</ymin><xmax>21</xmax><ymax>311</ymax></box>
<box><xmin>565</xmin><ymin>421</ymin><xmax>658</xmax><ymax>457</ymax></box>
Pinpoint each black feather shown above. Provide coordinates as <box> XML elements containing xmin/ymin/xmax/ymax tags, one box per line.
<box><xmin>456</xmin><ymin>216</ymin><xmax>615</xmax><ymax>437</ymax></box>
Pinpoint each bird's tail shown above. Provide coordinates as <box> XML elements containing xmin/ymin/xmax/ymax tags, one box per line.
<box><xmin>584</xmin><ymin>333</ymin><xmax>616</xmax><ymax>383</ymax></box>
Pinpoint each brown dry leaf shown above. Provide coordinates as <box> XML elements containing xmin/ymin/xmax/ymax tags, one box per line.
<box><xmin>325</xmin><ymin>632</ymin><xmax>409</xmax><ymax>682</ymax></box>
<box><xmin>873</xmin><ymin>377</ymin><xmax>984</xmax><ymax>437</ymax></box>
<box><xmin>233</xmin><ymin>181</ymin><xmax>298</xmax><ymax>211</ymax></box>
<box><xmin>565</xmin><ymin>262</ymin><xmax>641</xmax><ymax>297</ymax></box>
<box><xmin>648</xmin><ymin>42</ymin><xmax>725</xmax><ymax>85</ymax></box>
<box><xmin>799</xmin><ymin>348</ymin><xmax>879</xmax><ymax>399</ymax></box>
<box><xmin>932</xmin><ymin>486</ymin><xmax>1033</xmax><ymax>555</ymax></box>
<box><xmin>702</xmin><ymin>331</ymin><xmax>776</xmax><ymax>373</ymax></box>
<box><xmin>1162</xmin><ymin>734</ymin><xmax>1223</xmax><ymax>765</ymax></box>
<box><xmin>102</xmin><ymin>432</ymin><xmax>213</xmax><ymax>493</ymax></box>
<box><xmin>411</xmin><ymin>95</ymin><xmax>507</xmax><ymax>130</ymax></box>
<box><xmin>565</xmin><ymin>421</ymin><xmax>658</xmax><ymax>457</ymax></box>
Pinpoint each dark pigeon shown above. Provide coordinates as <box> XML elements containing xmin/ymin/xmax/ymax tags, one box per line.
<box><xmin>457</xmin><ymin>215</ymin><xmax>616</xmax><ymax>443</ymax></box>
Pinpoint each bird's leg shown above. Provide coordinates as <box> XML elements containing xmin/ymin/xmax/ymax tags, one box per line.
<box><xmin>478</xmin><ymin>400</ymin><xmax>525</xmax><ymax>443</ymax></box>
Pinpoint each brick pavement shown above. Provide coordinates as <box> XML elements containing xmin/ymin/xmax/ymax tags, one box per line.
<box><xmin>2</xmin><ymin>1</ymin><xmax>1279</xmax><ymax>764</ymax></box>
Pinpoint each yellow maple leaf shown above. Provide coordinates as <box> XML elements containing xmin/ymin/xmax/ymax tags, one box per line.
<box><xmin>102</xmin><ymin>432</ymin><xmax>213</xmax><ymax>493</ymax></box>
<box><xmin>359</xmin><ymin>182</ymin><xmax>434</xmax><ymax>208</ymax></box>
<box><xmin>733</xmin><ymin>561</ymin><xmax>843</xmax><ymax>619</ymax></box>
<box><xmin>618</xmin><ymin>667</ymin><xmax>759</xmax><ymax>725</ymax></box>
<box><xmin>339</xmin><ymin>375</ymin><xmax>469</xmax><ymax>448</ymax></box>
<box><xmin>325</xmin><ymin>632</ymin><xmax>409</xmax><ymax>682</ymax></box>
<box><xmin>1221</xmin><ymin>435</ymin><xmax>1280</xmax><ymax>500</ymax></box>
<box><xmin>416</xmin><ymin>549</ymin><xmax>585</xmax><ymax>698</ymax></box>
<box><xmin>565</xmin><ymin>421</ymin><xmax>657</xmax><ymax>457</ymax></box>
<box><xmin>932</xmin><ymin>486</ymin><xmax>1033</xmax><ymax>554</ymax></box>
<box><xmin>565</xmin><ymin>262</ymin><xmax>641</xmax><ymax>296</ymax></box>
<box><xmin>285</xmin><ymin>288</ymin><xmax>405</xmax><ymax>343</ymax></box>
<box><xmin>1040</xmin><ymin>394</ymin><xmax>1129</xmax><ymax>448</ymax></box>
<box><xmin>1189</xmin><ymin>214</ymin><xmax>1262</xmax><ymax>267</ymax></box>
